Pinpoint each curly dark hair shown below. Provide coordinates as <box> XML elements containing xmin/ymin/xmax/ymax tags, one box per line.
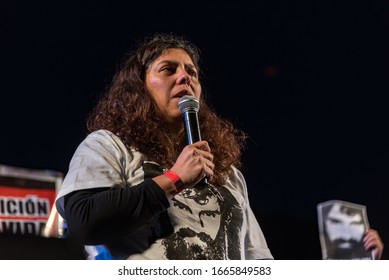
<box><xmin>87</xmin><ymin>33</ymin><xmax>247</xmax><ymax>186</ymax></box>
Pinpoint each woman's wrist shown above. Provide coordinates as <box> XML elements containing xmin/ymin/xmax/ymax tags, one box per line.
<box><xmin>162</xmin><ymin>170</ymin><xmax>185</xmax><ymax>194</ymax></box>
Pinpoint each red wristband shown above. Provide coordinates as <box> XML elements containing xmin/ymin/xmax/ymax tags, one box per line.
<box><xmin>163</xmin><ymin>170</ymin><xmax>185</xmax><ymax>194</ymax></box>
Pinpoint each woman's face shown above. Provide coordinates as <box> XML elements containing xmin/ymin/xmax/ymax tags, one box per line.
<box><xmin>145</xmin><ymin>48</ymin><xmax>201</xmax><ymax>124</ymax></box>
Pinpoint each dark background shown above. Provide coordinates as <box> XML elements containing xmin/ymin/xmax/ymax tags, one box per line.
<box><xmin>1</xmin><ymin>1</ymin><xmax>388</xmax><ymax>259</ymax></box>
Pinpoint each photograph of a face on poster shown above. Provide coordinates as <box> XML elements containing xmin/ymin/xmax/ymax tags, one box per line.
<box><xmin>317</xmin><ymin>200</ymin><xmax>373</xmax><ymax>260</ymax></box>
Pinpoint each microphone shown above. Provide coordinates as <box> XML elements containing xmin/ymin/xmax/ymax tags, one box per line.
<box><xmin>178</xmin><ymin>96</ymin><xmax>208</xmax><ymax>186</ymax></box>
<box><xmin>178</xmin><ymin>95</ymin><xmax>201</xmax><ymax>144</ymax></box>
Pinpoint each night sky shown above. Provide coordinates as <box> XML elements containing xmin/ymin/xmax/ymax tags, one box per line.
<box><xmin>1</xmin><ymin>2</ymin><xmax>388</xmax><ymax>259</ymax></box>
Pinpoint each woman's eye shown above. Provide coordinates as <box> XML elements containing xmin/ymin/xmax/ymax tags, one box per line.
<box><xmin>188</xmin><ymin>69</ymin><xmax>198</xmax><ymax>77</ymax></box>
<box><xmin>161</xmin><ymin>66</ymin><xmax>174</xmax><ymax>72</ymax></box>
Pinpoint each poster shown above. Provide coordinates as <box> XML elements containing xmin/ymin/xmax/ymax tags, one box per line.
<box><xmin>0</xmin><ymin>164</ymin><xmax>63</xmax><ymax>237</ymax></box>
<box><xmin>317</xmin><ymin>200</ymin><xmax>372</xmax><ymax>260</ymax></box>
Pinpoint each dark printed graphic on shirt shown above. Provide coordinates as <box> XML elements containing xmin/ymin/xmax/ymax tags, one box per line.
<box><xmin>144</xmin><ymin>161</ymin><xmax>243</xmax><ymax>260</ymax></box>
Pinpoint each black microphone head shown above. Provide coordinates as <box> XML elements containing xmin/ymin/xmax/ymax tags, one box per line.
<box><xmin>178</xmin><ymin>95</ymin><xmax>200</xmax><ymax>113</ymax></box>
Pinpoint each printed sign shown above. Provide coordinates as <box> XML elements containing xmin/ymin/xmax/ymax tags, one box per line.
<box><xmin>317</xmin><ymin>200</ymin><xmax>372</xmax><ymax>260</ymax></box>
<box><xmin>0</xmin><ymin>164</ymin><xmax>63</xmax><ymax>236</ymax></box>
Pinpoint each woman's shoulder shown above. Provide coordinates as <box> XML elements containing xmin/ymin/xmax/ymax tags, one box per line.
<box><xmin>85</xmin><ymin>129</ymin><xmax>126</xmax><ymax>147</ymax></box>
<box><xmin>79</xmin><ymin>129</ymin><xmax>136</xmax><ymax>156</ymax></box>
<box><xmin>87</xmin><ymin>129</ymin><xmax>120</xmax><ymax>141</ymax></box>
<box><xmin>224</xmin><ymin>166</ymin><xmax>249</xmax><ymax>197</ymax></box>
<box><xmin>79</xmin><ymin>129</ymin><xmax>146</xmax><ymax>177</ymax></box>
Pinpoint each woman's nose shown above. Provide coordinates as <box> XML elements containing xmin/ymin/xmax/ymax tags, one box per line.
<box><xmin>177</xmin><ymin>70</ymin><xmax>191</xmax><ymax>85</ymax></box>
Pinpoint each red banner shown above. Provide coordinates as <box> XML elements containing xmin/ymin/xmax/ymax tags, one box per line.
<box><xmin>0</xmin><ymin>165</ymin><xmax>63</xmax><ymax>236</ymax></box>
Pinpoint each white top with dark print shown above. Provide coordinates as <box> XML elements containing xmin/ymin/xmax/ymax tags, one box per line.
<box><xmin>55</xmin><ymin>129</ymin><xmax>273</xmax><ymax>260</ymax></box>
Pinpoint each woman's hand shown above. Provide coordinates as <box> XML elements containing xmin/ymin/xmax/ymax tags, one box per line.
<box><xmin>171</xmin><ymin>140</ymin><xmax>214</xmax><ymax>188</ymax></box>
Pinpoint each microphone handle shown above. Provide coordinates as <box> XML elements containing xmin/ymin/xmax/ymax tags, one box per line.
<box><xmin>182</xmin><ymin>110</ymin><xmax>201</xmax><ymax>144</ymax></box>
<box><xmin>182</xmin><ymin>110</ymin><xmax>208</xmax><ymax>185</ymax></box>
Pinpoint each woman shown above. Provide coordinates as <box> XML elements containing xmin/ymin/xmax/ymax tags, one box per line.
<box><xmin>55</xmin><ymin>33</ymin><xmax>273</xmax><ymax>260</ymax></box>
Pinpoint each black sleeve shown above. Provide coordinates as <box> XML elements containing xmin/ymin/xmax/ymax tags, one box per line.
<box><xmin>63</xmin><ymin>178</ymin><xmax>170</xmax><ymax>245</ymax></box>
